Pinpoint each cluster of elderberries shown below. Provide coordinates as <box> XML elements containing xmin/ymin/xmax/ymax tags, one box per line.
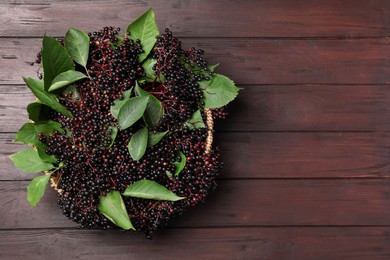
<box><xmin>35</xmin><ymin>27</ymin><xmax>225</xmax><ymax>236</ymax></box>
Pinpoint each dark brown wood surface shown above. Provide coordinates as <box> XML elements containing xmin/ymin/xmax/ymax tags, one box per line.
<box><xmin>1</xmin><ymin>0</ymin><xmax>389</xmax><ymax>38</ymax></box>
<box><xmin>4</xmin><ymin>84</ymin><xmax>390</xmax><ymax>132</ymax></box>
<box><xmin>2</xmin><ymin>179</ymin><xmax>390</xmax><ymax>229</ymax></box>
<box><xmin>1</xmin><ymin>0</ymin><xmax>390</xmax><ymax>259</ymax></box>
<box><xmin>2</xmin><ymin>38</ymin><xmax>390</xmax><ymax>85</ymax></box>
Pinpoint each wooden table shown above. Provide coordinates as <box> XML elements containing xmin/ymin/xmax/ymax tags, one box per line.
<box><xmin>1</xmin><ymin>1</ymin><xmax>390</xmax><ymax>259</ymax></box>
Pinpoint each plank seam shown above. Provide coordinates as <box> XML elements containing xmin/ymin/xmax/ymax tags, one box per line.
<box><xmin>1</xmin><ymin>225</ymin><xmax>390</xmax><ymax>232</ymax></box>
<box><xmin>1</xmin><ymin>36</ymin><xmax>389</xmax><ymax>40</ymax></box>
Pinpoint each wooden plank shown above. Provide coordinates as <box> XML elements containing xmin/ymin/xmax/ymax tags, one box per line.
<box><xmin>3</xmin><ymin>84</ymin><xmax>390</xmax><ymax>132</ymax></box>
<box><xmin>218</xmin><ymin>132</ymin><xmax>390</xmax><ymax>179</ymax></box>
<box><xmin>2</xmin><ymin>132</ymin><xmax>390</xmax><ymax>180</ymax></box>
<box><xmin>0</xmin><ymin>227</ymin><xmax>389</xmax><ymax>260</ymax></box>
<box><xmin>220</xmin><ymin>84</ymin><xmax>390</xmax><ymax>131</ymax></box>
<box><xmin>0</xmin><ymin>91</ymin><xmax>31</xmax><ymax>133</ymax></box>
<box><xmin>1</xmin><ymin>179</ymin><xmax>390</xmax><ymax>229</ymax></box>
<box><xmin>1</xmin><ymin>38</ymin><xmax>389</xmax><ymax>85</ymax></box>
<box><xmin>1</xmin><ymin>0</ymin><xmax>389</xmax><ymax>38</ymax></box>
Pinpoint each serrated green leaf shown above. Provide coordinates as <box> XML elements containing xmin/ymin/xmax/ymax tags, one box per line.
<box><xmin>110</xmin><ymin>89</ymin><xmax>133</xmax><ymax>119</ymax></box>
<box><xmin>173</xmin><ymin>151</ymin><xmax>186</xmax><ymax>176</ymax></box>
<box><xmin>185</xmin><ymin>110</ymin><xmax>206</xmax><ymax>130</ymax></box>
<box><xmin>117</xmin><ymin>96</ymin><xmax>149</xmax><ymax>130</ymax></box>
<box><xmin>34</xmin><ymin>121</ymin><xmax>62</xmax><ymax>136</ymax></box>
<box><xmin>15</xmin><ymin>120</ymin><xmax>61</xmax><ymax>145</ymax></box>
<box><xmin>194</xmin><ymin>65</ymin><xmax>215</xmax><ymax>78</ymax></box>
<box><xmin>128</xmin><ymin>127</ymin><xmax>148</xmax><ymax>161</ymax></box>
<box><xmin>107</xmin><ymin>126</ymin><xmax>118</xmax><ymax>148</ymax></box>
<box><xmin>15</xmin><ymin>123</ymin><xmax>39</xmax><ymax>145</ymax></box>
<box><xmin>48</xmin><ymin>70</ymin><xmax>87</xmax><ymax>92</ymax></box>
<box><xmin>135</xmin><ymin>83</ymin><xmax>163</xmax><ymax>128</ymax></box>
<box><xmin>123</xmin><ymin>179</ymin><xmax>185</xmax><ymax>201</ymax></box>
<box><xmin>208</xmin><ymin>63</ymin><xmax>219</xmax><ymax>71</ymax></box>
<box><xmin>148</xmin><ymin>131</ymin><xmax>168</xmax><ymax>147</ymax></box>
<box><xmin>200</xmin><ymin>74</ymin><xmax>239</xmax><ymax>109</ymax></box>
<box><xmin>23</xmin><ymin>77</ymin><xmax>73</xmax><ymax>118</ymax></box>
<box><xmin>64</xmin><ymin>28</ymin><xmax>90</xmax><ymax>68</ymax></box>
<box><xmin>14</xmin><ymin>122</ymin><xmax>59</xmax><ymax>164</ymax></box>
<box><xmin>27</xmin><ymin>174</ymin><xmax>51</xmax><ymax>207</ymax></box>
<box><xmin>27</xmin><ymin>102</ymin><xmax>50</xmax><ymax>123</ymax></box>
<box><xmin>35</xmin><ymin>142</ymin><xmax>57</xmax><ymax>163</ymax></box>
<box><xmin>127</xmin><ymin>8</ymin><xmax>159</xmax><ymax>62</ymax></box>
<box><xmin>42</xmin><ymin>35</ymin><xmax>74</xmax><ymax>90</ymax></box>
<box><xmin>98</xmin><ymin>190</ymin><xmax>135</xmax><ymax>230</ymax></box>
<box><xmin>9</xmin><ymin>149</ymin><xmax>55</xmax><ymax>173</ymax></box>
<box><xmin>142</xmin><ymin>58</ymin><xmax>158</xmax><ymax>82</ymax></box>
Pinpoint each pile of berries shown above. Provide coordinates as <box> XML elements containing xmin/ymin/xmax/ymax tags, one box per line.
<box><xmin>35</xmin><ymin>27</ymin><xmax>226</xmax><ymax>237</ymax></box>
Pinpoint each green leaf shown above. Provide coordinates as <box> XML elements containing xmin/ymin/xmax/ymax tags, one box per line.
<box><xmin>135</xmin><ymin>83</ymin><xmax>163</xmax><ymax>128</ymax></box>
<box><xmin>194</xmin><ymin>64</ymin><xmax>217</xmax><ymax>78</ymax></box>
<box><xmin>128</xmin><ymin>127</ymin><xmax>148</xmax><ymax>161</ymax></box>
<box><xmin>98</xmin><ymin>190</ymin><xmax>135</xmax><ymax>230</ymax></box>
<box><xmin>34</xmin><ymin>121</ymin><xmax>62</xmax><ymax>136</ymax></box>
<box><xmin>123</xmin><ymin>179</ymin><xmax>185</xmax><ymax>201</ymax></box>
<box><xmin>148</xmin><ymin>131</ymin><xmax>168</xmax><ymax>147</ymax></box>
<box><xmin>110</xmin><ymin>89</ymin><xmax>133</xmax><ymax>119</ymax></box>
<box><xmin>185</xmin><ymin>110</ymin><xmax>206</xmax><ymax>130</ymax></box>
<box><xmin>35</xmin><ymin>142</ymin><xmax>57</xmax><ymax>163</ymax></box>
<box><xmin>27</xmin><ymin>102</ymin><xmax>50</xmax><ymax>123</ymax></box>
<box><xmin>9</xmin><ymin>149</ymin><xmax>55</xmax><ymax>173</ymax></box>
<box><xmin>64</xmin><ymin>128</ymin><xmax>73</xmax><ymax>137</ymax></box>
<box><xmin>42</xmin><ymin>35</ymin><xmax>74</xmax><ymax>90</ymax></box>
<box><xmin>179</xmin><ymin>58</ymin><xmax>217</xmax><ymax>78</ymax></box>
<box><xmin>117</xmin><ymin>96</ymin><xmax>149</xmax><ymax>130</ymax></box>
<box><xmin>200</xmin><ymin>74</ymin><xmax>240</xmax><ymax>109</ymax></box>
<box><xmin>142</xmin><ymin>58</ymin><xmax>157</xmax><ymax>82</ymax></box>
<box><xmin>208</xmin><ymin>63</ymin><xmax>219</xmax><ymax>71</ymax></box>
<box><xmin>109</xmin><ymin>41</ymin><xmax>116</xmax><ymax>50</ymax></box>
<box><xmin>14</xmin><ymin>122</ymin><xmax>59</xmax><ymax>164</ymax></box>
<box><xmin>62</xmin><ymin>84</ymin><xmax>80</xmax><ymax>101</ymax></box>
<box><xmin>107</xmin><ymin>126</ymin><xmax>118</xmax><ymax>148</ymax></box>
<box><xmin>127</xmin><ymin>8</ymin><xmax>159</xmax><ymax>61</ymax></box>
<box><xmin>15</xmin><ymin>123</ymin><xmax>39</xmax><ymax>145</ymax></box>
<box><xmin>64</xmin><ymin>28</ymin><xmax>90</xmax><ymax>68</ymax></box>
<box><xmin>48</xmin><ymin>70</ymin><xmax>87</xmax><ymax>92</ymax></box>
<box><xmin>173</xmin><ymin>151</ymin><xmax>186</xmax><ymax>176</ymax></box>
<box><xmin>23</xmin><ymin>77</ymin><xmax>73</xmax><ymax>118</ymax></box>
<box><xmin>115</xmin><ymin>34</ymin><xmax>124</xmax><ymax>46</ymax></box>
<box><xmin>27</xmin><ymin>174</ymin><xmax>51</xmax><ymax>207</ymax></box>
<box><xmin>165</xmin><ymin>170</ymin><xmax>173</xmax><ymax>178</ymax></box>
<box><xmin>15</xmin><ymin>120</ymin><xmax>61</xmax><ymax>145</ymax></box>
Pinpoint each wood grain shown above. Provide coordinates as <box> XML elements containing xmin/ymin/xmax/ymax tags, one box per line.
<box><xmin>4</xmin><ymin>84</ymin><xmax>390</xmax><ymax>132</ymax></box>
<box><xmin>2</xmin><ymin>132</ymin><xmax>390</xmax><ymax>180</ymax></box>
<box><xmin>1</xmin><ymin>0</ymin><xmax>389</xmax><ymax>38</ymax></box>
<box><xmin>221</xmin><ymin>84</ymin><xmax>390</xmax><ymax>131</ymax></box>
<box><xmin>1</xmin><ymin>38</ymin><xmax>389</xmax><ymax>85</ymax></box>
<box><xmin>1</xmin><ymin>180</ymin><xmax>390</xmax><ymax>229</ymax></box>
<box><xmin>1</xmin><ymin>0</ymin><xmax>390</xmax><ymax>258</ymax></box>
<box><xmin>0</xmin><ymin>227</ymin><xmax>389</xmax><ymax>260</ymax></box>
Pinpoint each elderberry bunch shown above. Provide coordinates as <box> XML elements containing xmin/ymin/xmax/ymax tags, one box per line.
<box><xmin>11</xmin><ymin>9</ymin><xmax>239</xmax><ymax>238</ymax></box>
<box><xmin>39</xmin><ymin>27</ymin><xmax>221</xmax><ymax>235</ymax></box>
